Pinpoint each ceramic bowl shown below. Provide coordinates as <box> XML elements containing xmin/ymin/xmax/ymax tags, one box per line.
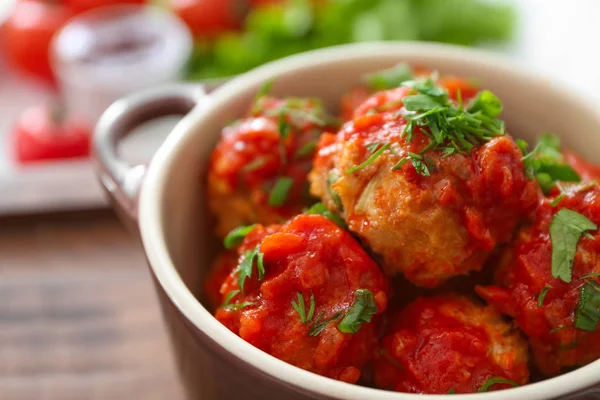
<box><xmin>93</xmin><ymin>42</ymin><xmax>600</xmax><ymax>400</ymax></box>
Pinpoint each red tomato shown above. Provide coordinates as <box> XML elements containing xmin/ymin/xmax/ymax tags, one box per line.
<box><xmin>14</xmin><ymin>105</ymin><xmax>91</xmax><ymax>163</ymax></box>
<box><xmin>1</xmin><ymin>0</ymin><xmax>72</xmax><ymax>84</ymax></box>
<box><xmin>169</xmin><ymin>0</ymin><xmax>244</xmax><ymax>38</ymax></box>
<box><xmin>65</xmin><ymin>0</ymin><xmax>147</xmax><ymax>14</ymax></box>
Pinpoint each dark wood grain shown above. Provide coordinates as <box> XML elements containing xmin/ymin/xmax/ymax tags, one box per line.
<box><xmin>0</xmin><ymin>211</ymin><xmax>185</xmax><ymax>400</ymax></box>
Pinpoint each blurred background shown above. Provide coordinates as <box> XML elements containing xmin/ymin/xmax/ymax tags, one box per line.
<box><xmin>0</xmin><ymin>0</ymin><xmax>598</xmax><ymax>399</ymax></box>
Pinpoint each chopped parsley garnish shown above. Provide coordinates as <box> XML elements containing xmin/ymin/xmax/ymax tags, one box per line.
<box><xmin>575</xmin><ymin>280</ymin><xmax>600</xmax><ymax>331</ymax></box>
<box><xmin>467</xmin><ymin>90</ymin><xmax>503</xmax><ymax>119</ymax></box>
<box><xmin>550</xmin><ymin>209</ymin><xmax>597</xmax><ymax>283</ymax></box>
<box><xmin>224</xmin><ymin>225</ymin><xmax>256</xmax><ymax>249</ymax></box>
<box><xmin>251</xmin><ymin>79</ymin><xmax>275</xmax><ymax>113</ymax></box>
<box><xmin>308</xmin><ymin>311</ymin><xmax>343</xmax><ymax>337</ymax></box>
<box><xmin>306</xmin><ymin>202</ymin><xmax>347</xmax><ymax>229</ymax></box>
<box><xmin>221</xmin><ymin>289</ymin><xmax>255</xmax><ymax>311</ymax></box>
<box><xmin>278</xmin><ymin>112</ymin><xmax>291</xmax><ymax>139</ymax></box>
<box><xmin>294</xmin><ymin>141</ymin><xmax>317</xmax><ymax>159</ymax></box>
<box><xmin>242</xmin><ymin>157</ymin><xmax>267</xmax><ymax>173</ymax></box>
<box><xmin>237</xmin><ymin>245</ymin><xmax>266</xmax><ymax>294</ymax></box>
<box><xmin>399</xmin><ymin>78</ymin><xmax>505</xmax><ymax>160</ymax></box>
<box><xmin>537</xmin><ymin>286</ymin><xmax>552</xmax><ymax>307</ymax></box>
<box><xmin>268</xmin><ymin>176</ymin><xmax>295</xmax><ymax>207</ymax></box>
<box><xmin>550</xmin><ymin>326</ymin><xmax>571</xmax><ymax>334</ymax></box>
<box><xmin>337</xmin><ymin>289</ymin><xmax>378</xmax><ymax>334</ymax></box>
<box><xmin>393</xmin><ymin>152</ymin><xmax>432</xmax><ymax>176</ymax></box>
<box><xmin>256</xmin><ymin>79</ymin><xmax>274</xmax><ymax>99</ymax></box>
<box><xmin>478</xmin><ymin>377</ymin><xmax>519</xmax><ymax>392</ymax></box>
<box><xmin>327</xmin><ymin>170</ymin><xmax>344</xmax><ymax>211</ymax></box>
<box><xmin>364</xmin><ymin>63</ymin><xmax>414</xmax><ymax>91</ymax></box>
<box><xmin>345</xmin><ymin>143</ymin><xmax>390</xmax><ymax>174</ymax></box>
<box><xmin>521</xmin><ymin>134</ymin><xmax>581</xmax><ymax>194</ymax></box>
<box><xmin>291</xmin><ymin>292</ymin><xmax>315</xmax><ymax>324</ymax></box>
<box><xmin>448</xmin><ymin>388</ymin><xmax>456</xmax><ymax>394</ymax></box>
<box><xmin>351</xmin><ymin>77</ymin><xmax>505</xmax><ymax>177</ymax></box>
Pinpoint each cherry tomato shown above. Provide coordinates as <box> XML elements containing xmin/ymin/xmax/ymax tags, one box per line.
<box><xmin>169</xmin><ymin>0</ymin><xmax>245</xmax><ymax>38</ymax></box>
<box><xmin>1</xmin><ymin>0</ymin><xmax>72</xmax><ymax>84</ymax></box>
<box><xmin>65</xmin><ymin>0</ymin><xmax>147</xmax><ymax>14</ymax></box>
<box><xmin>14</xmin><ymin>105</ymin><xmax>91</xmax><ymax>163</ymax></box>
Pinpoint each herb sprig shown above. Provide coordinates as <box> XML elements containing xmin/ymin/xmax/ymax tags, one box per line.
<box><xmin>538</xmin><ymin>286</ymin><xmax>552</xmax><ymax>307</ymax></box>
<box><xmin>478</xmin><ymin>377</ymin><xmax>519</xmax><ymax>392</ymax></box>
<box><xmin>221</xmin><ymin>289</ymin><xmax>256</xmax><ymax>311</ymax></box>
<box><xmin>306</xmin><ymin>202</ymin><xmax>347</xmax><ymax>229</ymax></box>
<box><xmin>237</xmin><ymin>245</ymin><xmax>266</xmax><ymax>294</ymax></box>
<box><xmin>224</xmin><ymin>225</ymin><xmax>257</xmax><ymax>249</ymax></box>
<box><xmin>575</xmin><ymin>280</ymin><xmax>600</xmax><ymax>331</ymax></box>
<box><xmin>521</xmin><ymin>135</ymin><xmax>581</xmax><ymax>194</ymax></box>
<box><xmin>345</xmin><ymin>76</ymin><xmax>506</xmax><ymax>177</ymax></box>
<box><xmin>364</xmin><ymin>63</ymin><xmax>413</xmax><ymax>91</ymax></box>
<box><xmin>292</xmin><ymin>292</ymin><xmax>316</xmax><ymax>324</ymax></box>
<box><xmin>550</xmin><ymin>209</ymin><xmax>597</xmax><ymax>283</ymax></box>
<box><xmin>337</xmin><ymin>289</ymin><xmax>378</xmax><ymax>334</ymax></box>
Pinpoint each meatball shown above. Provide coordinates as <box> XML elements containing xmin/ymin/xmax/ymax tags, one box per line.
<box><xmin>310</xmin><ymin>79</ymin><xmax>538</xmax><ymax>287</ymax></box>
<box><xmin>208</xmin><ymin>94</ymin><xmax>338</xmax><ymax>237</ymax></box>
<box><xmin>477</xmin><ymin>183</ymin><xmax>600</xmax><ymax>376</ymax></box>
<box><xmin>204</xmin><ymin>251</ymin><xmax>237</xmax><ymax>310</ymax></box>
<box><xmin>374</xmin><ymin>296</ymin><xmax>529</xmax><ymax>394</ymax></box>
<box><xmin>215</xmin><ymin>214</ymin><xmax>389</xmax><ymax>383</ymax></box>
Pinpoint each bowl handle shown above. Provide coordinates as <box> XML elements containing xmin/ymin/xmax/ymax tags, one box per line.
<box><xmin>93</xmin><ymin>84</ymin><xmax>209</xmax><ymax>229</ymax></box>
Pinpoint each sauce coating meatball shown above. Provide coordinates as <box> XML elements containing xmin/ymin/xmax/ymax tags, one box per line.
<box><xmin>208</xmin><ymin>94</ymin><xmax>338</xmax><ymax>237</ymax></box>
<box><xmin>310</xmin><ymin>78</ymin><xmax>538</xmax><ymax>287</ymax></box>
<box><xmin>374</xmin><ymin>296</ymin><xmax>529</xmax><ymax>394</ymax></box>
<box><xmin>477</xmin><ymin>183</ymin><xmax>600</xmax><ymax>376</ymax></box>
<box><xmin>215</xmin><ymin>214</ymin><xmax>389</xmax><ymax>383</ymax></box>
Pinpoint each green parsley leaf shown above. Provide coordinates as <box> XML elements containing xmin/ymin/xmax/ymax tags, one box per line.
<box><xmin>306</xmin><ymin>202</ymin><xmax>347</xmax><ymax>229</ymax></box>
<box><xmin>268</xmin><ymin>176</ymin><xmax>295</xmax><ymax>207</ymax></box>
<box><xmin>221</xmin><ymin>290</ymin><xmax>255</xmax><ymax>311</ymax></box>
<box><xmin>224</xmin><ymin>225</ymin><xmax>256</xmax><ymax>249</ymax></box>
<box><xmin>278</xmin><ymin>112</ymin><xmax>291</xmax><ymax>139</ymax></box>
<box><xmin>237</xmin><ymin>245</ymin><xmax>266</xmax><ymax>294</ymax></box>
<box><xmin>581</xmin><ymin>273</ymin><xmax>600</xmax><ymax>280</ymax></box>
<box><xmin>327</xmin><ymin>170</ymin><xmax>344</xmax><ymax>211</ymax></box>
<box><xmin>256</xmin><ymin>79</ymin><xmax>274</xmax><ymax>99</ymax></box>
<box><xmin>346</xmin><ymin>143</ymin><xmax>390</xmax><ymax>174</ymax></box>
<box><xmin>550</xmin><ymin>192</ymin><xmax>566</xmax><ymax>207</ymax></box>
<box><xmin>397</xmin><ymin>77</ymin><xmax>506</xmax><ymax>176</ymax></box>
<box><xmin>575</xmin><ymin>280</ymin><xmax>600</xmax><ymax>331</ymax></box>
<box><xmin>448</xmin><ymin>388</ymin><xmax>456</xmax><ymax>394</ymax></box>
<box><xmin>478</xmin><ymin>377</ymin><xmax>519</xmax><ymax>392</ymax></box>
<box><xmin>308</xmin><ymin>311</ymin><xmax>343</xmax><ymax>337</ymax></box>
<box><xmin>337</xmin><ymin>289</ymin><xmax>378</xmax><ymax>334</ymax></box>
<box><xmin>294</xmin><ymin>141</ymin><xmax>317</xmax><ymax>159</ymax></box>
<box><xmin>467</xmin><ymin>90</ymin><xmax>503</xmax><ymax>119</ymax></box>
<box><xmin>403</xmin><ymin>94</ymin><xmax>443</xmax><ymax>111</ymax></box>
<box><xmin>515</xmin><ymin>139</ymin><xmax>528</xmax><ymax>155</ymax></box>
<box><xmin>522</xmin><ymin>134</ymin><xmax>581</xmax><ymax>194</ymax></box>
<box><xmin>550</xmin><ymin>209</ymin><xmax>597</xmax><ymax>283</ymax></box>
<box><xmin>550</xmin><ymin>326</ymin><xmax>571</xmax><ymax>334</ymax></box>
<box><xmin>364</xmin><ymin>63</ymin><xmax>413</xmax><ymax>91</ymax></box>
<box><xmin>538</xmin><ymin>285</ymin><xmax>552</xmax><ymax>307</ymax></box>
<box><xmin>291</xmin><ymin>292</ymin><xmax>315</xmax><ymax>324</ymax></box>
<box><xmin>242</xmin><ymin>157</ymin><xmax>267</xmax><ymax>173</ymax></box>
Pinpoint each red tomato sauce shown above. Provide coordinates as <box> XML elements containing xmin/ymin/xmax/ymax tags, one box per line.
<box><xmin>215</xmin><ymin>214</ymin><xmax>388</xmax><ymax>383</ymax></box>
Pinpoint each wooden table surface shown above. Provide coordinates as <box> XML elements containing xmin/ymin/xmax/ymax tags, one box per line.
<box><xmin>0</xmin><ymin>210</ymin><xmax>185</xmax><ymax>400</ymax></box>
